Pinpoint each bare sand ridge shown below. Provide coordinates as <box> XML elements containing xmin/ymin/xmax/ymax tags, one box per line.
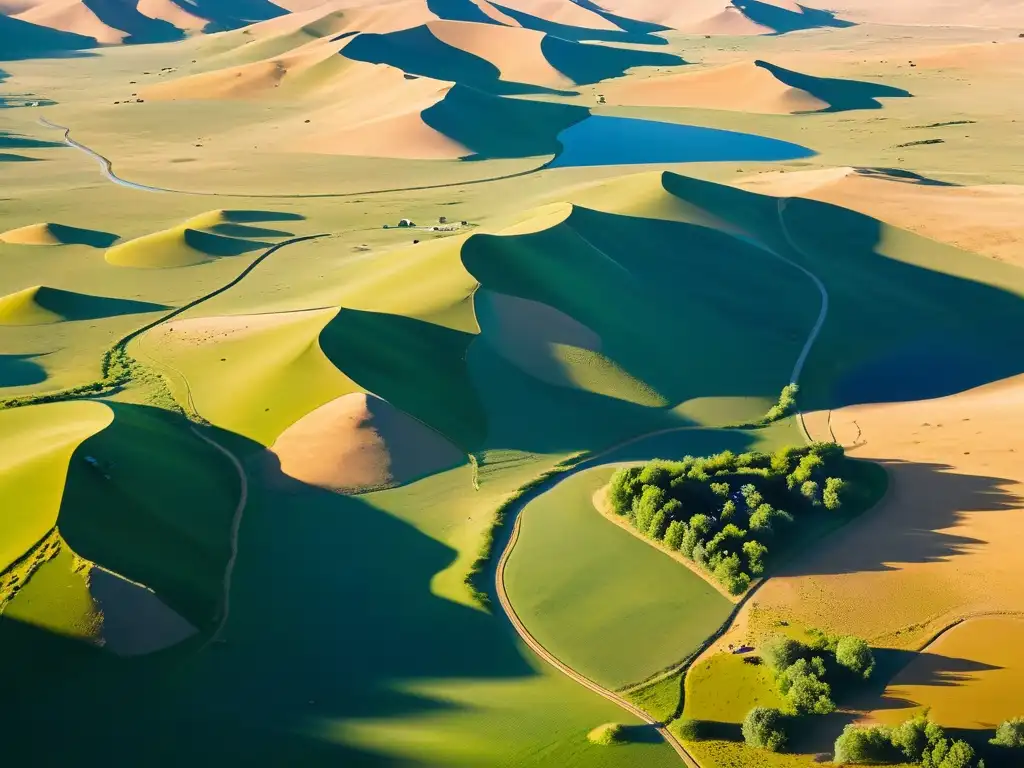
<box><xmin>496</xmin><ymin>0</ymin><xmax>620</xmax><ymax>30</ymax></box>
<box><xmin>268</xmin><ymin>392</ymin><xmax>465</xmax><ymax>493</ymax></box>
<box><xmin>738</xmin><ymin>375</ymin><xmax>1024</xmax><ymax>650</ymax></box>
<box><xmin>591</xmin><ymin>0</ymin><xmax>807</xmax><ymax>34</ymax></box>
<box><xmin>602</xmin><ymin>60</ymin><xmax>827</xmax><ymax>114</ymax></box>
<box><xmin>740</xmin><ymin>168</ymin><xmax>1024</xmax><ymax>265</ymax></box>
<box><xmin>426</xmin><ymin>20</ymin><xmax>574</xmax><ymax>89</ymax></box>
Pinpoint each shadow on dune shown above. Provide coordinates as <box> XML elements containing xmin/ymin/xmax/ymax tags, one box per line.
<box><xmin>0</xmin><ymin>152</ymin><xmax>41</xmax><ymax>161</ymax></box>
<box><xmin>857</xmin><ymin>167</ymin><xmax>958</xmax><ymax>187</ymax></box>
<box><xmin>735</xmin><ymin>0</ymin><xmax>854</xmax><ymax>34</ymax></box>
<box><xmin>0</xmin><ymin>131</ymin><xmax>65</xmax><ymax>149</ymax></box>
<box><xmin>423</xmin><ymin>85</ymin><xmax>589</xmax><ymax>159</ymax></box>
<box><xmin>318</xmin><ymin>306</ymin><xmax>488</xmax><ymax>452</ymax></box>
<box><xmin>341</xmin><ymin>25</ymin><xmax>572</xmax><ymax>95</ymax></box>
<box><xmin>0</xmin><ymin>419</ymin><xmax>551</xmax><ymax>767</ymax></box>
<box><xmin>163</xmin><ymin>0</ymin><xmax>290</xmax><ymax>31</ymax></box>
<box><xmin>755</xmin><ymin>60</ymin><xmax>911</xmax><ymax>112</ymax></box>
<box><xmin>0</xmin><ymin>353</ymin><xmax>47</xmax><ymax>387</ymax></box>
<box><xmin>0</xmin><ymin>15</ymin><xmax>97</xmax><ymax>60</ymax></box>
<box><xmin>541</xmin><ymin>35</ymin><xmax>684</xmax><ymax>85</ymax></box>
<box><xmin>570</xmin><ymin>0</ymin><xmax>673</xmax><ymax>36</ymax></box>
<box><xmin>491</xmin><ymin>1</ymin><xmax>670</xmax><ymax>45</ymax></box>
<box><xmin>426</xmin><ymin>0</ymin><xmax>502</xmax><ymax>25</ymax></box>
<box><xmin>80</xmin><ymin>0</ymin><xmax>184</xmax><ymax>44</ymax></box>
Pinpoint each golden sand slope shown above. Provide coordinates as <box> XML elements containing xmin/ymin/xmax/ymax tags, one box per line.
<box><xmin>427</xmin><ymin>20</ymin><xmax>575</xmax><ymax>89</ymax></box>
<box><xmin>601</xmin><ymin>60</ymin><xmax>827</xmax><ymax>114</ymax></box>
<box><xmin>740</xmin><ymin>375</ymin><xmax>1024</xmax><ymax>649</ymax></box>
<box><xmin>739</xmin><ymin>168</ymin><xmax>1024</xmax><ymax>266</ymax></box>
<box><xmin>867</xmin><ymin>616</ymin><xmax>1024</xmax><ymax>729</ymax></box>
<box><xmin>14</xmin><ymin>0</ymin><xmax>125</xmax><ymax>43</ymax></box>
<box><xmin>594</xmin><ymin>0</ymin><xmax>782</xmax><ymax>33</ymax></box>
<box><xmin>496</xmin><ymin>0</ymin><xmax>620</xmax><ymax>30</ymax></box>
<box><xmin>268</xmin><ymin>392</ymin><xmax>465</xmax><ymax>493</ymax></box>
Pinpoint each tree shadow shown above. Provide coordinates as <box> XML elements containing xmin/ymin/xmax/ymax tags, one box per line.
<box><xmin>490</xmin><ymin>2</ymin><xmax>670</xmax><ymax>45</ymax></box>
<box><xmin>778</xmin><ymin>460</ymin><xmax>1021</xmax><ymax>580</ymax></box>
<box><xmin>734</xmin><ymin>0</ymin><xmax>854</xmax><ymax>34</ymax></box>
<box><xmin>341</xmin><ymin>26</ymin><xmax>574</xmax><ymax>96</ymax></box>
<box><xmin>755</xmin><ymin>60</ymin><xmax>911</xmax><ymax>113</ymax></box>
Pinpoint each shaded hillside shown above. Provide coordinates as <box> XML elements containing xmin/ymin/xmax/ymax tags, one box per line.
<box><xmin>755</xmin><ymin>59</ymin><xmax>911</xmax><ymax>112</ymax></box>
<box><xmin>0</xmin><ymin>12</ymin><xmax>95</xmax><ymax>59</ymax></box>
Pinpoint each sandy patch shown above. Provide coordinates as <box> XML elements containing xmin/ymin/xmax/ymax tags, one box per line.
<box><xmin>733</xmin><ymin>375</ymin><xmax>1024</xmax><ymax>650</ymax></box>
<box><xmin>866</xmin><ymin>616</ymin><xmax>1024</xmax><ymax>729</ymax></box>
<box><xmin>268</xmin><ymin>392</ymin><xmax>465</xmax><ymax>493</ymax></box>
<box><xmin>601</xmin><ymin>61</ymin><xmax>827</xmax><ymax>114</ymax></box>
<box><xmin>87</xmin><ymin>566</ymin><xmax>198</xmax><ymax>656</ymax></box>
<box><xmin>739</xmin><ymin>168</ymin><xmax>1024</xmax><ymax>265</ymax></box>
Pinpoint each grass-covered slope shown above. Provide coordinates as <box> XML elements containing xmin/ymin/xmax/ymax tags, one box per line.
<box><xmin>0</xmin><ymin>401</ymin><xmax>113</xmax><ymax>571</ymax></box>
<box><xmin>56</xmin><ymin>404</ymin><xmax>239</xmax><ymax>629</ymax></box>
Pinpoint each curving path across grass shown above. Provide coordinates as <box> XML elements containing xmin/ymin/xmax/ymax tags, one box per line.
<box><xmin>492</xmin><ymin>202</ymin><xmax>832</xmax><ymax>765</ymax></box>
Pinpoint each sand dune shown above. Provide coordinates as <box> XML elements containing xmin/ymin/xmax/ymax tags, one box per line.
<box><xmin>495</xmin><ymin>0</ymin><xmax>620</xmax><ymax>30</ymax></box>
<box><xmin>819</xmin><ymin>0</ymin><xmax>1024</xmax><ymax>26</ymax></box>
<box><xmin>269</xmin><ymin>392</ymin><xmax>465</xmax><ymax>493</ymax></box>
<box><xmin>739</xmin><ymin>167</ymin><xmax>1024</xmax><ymax>265</ymax></box>
<box><xmin>602</xmin><ymin>60</ymin><xmax>825</xmax><ymax>114</ymax></box>
<box><xmin>7</xmin><ymin>0</ymin><xmax>295</xmax><ymax>44</ymax></box>
<box><xmin>105</xmin><ymin>211</ymin><xmax>285</xmax><ymax>268</ymax></box>
<box><xmin>0</xmin><ymin>286</ymin><xmax>167</xmax><ymax>325</ymax></box>
<box><xmin>588</xmin><ymin>0</ymin><xmax>850</xmax><ymax>34</ymax></box>
<box><xmin>0</xmin><ymin>222</ymin><xmax>118</xmax><ymax>247</ymax></box>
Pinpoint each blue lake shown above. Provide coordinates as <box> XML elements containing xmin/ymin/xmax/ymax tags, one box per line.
<box><xmin>549</xmin><ymin>115</ymin><xmax>815</xmax><ymax>168</ymax></box>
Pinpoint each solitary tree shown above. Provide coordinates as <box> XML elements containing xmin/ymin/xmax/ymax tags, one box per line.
<box><xmin>835</xmin><ymin>636</ymin><xmax>875</xmax><ymax>679</ymax></box>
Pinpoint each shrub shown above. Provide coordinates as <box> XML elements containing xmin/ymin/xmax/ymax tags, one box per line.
<box><xmin>749</xmin><ymin>503</ymin><xmax>793</xmax><ymax>533</ymax></box>
<box><xmin>741</xmin><ymin>484</ymin><xmax>763</xmax><ymax>509</ymax></box>
<box><xmin>742</xmin><ymin>707</ymin><xmax>787</xmax><ymax>752</ymax></box>
<box><xmin>670</xmin><ymin>719</ymin><xmax>709</xmax><ymax>741</ymax></box>
<box><xmin>720</xmin><ymin>499</ymin><xmax>737</xmax><ymax>521</ymax></box>
<box><xmin>680</xmin><ymin>526</ymin><xmax>700</xmax><ymax>558</ymax></box>
<box><xmin>834</xmin><ymin>724</ymin><xmax>895</xmax><ymax>764</ymax></box>
<box><xmin>742</xmin><ymin>540</ymin><xmax>768</xmax><ymax>575</ymax></box>
<box><xmin>608</xmin><ymin>468</ymin><xmax>639</xmax><ymax>515</ymax></box>
<box><xmin>890</xmin><ymin>714</ymin><xmax>946</xmax><ymax>762</ymax></box>
<box><xmin>633</xmin><ymin>486</ymin><xmax>666</xmax><ymax>532</ymax></box>
<box><xmin>991</xmin><ymin>717</ymin><xmax>1024</xmax><ymax>748</ymax></box>
<box><xmin>710</xmin><ymin>482</ymin><xmax>731</xmax><ymax>497</ymax></box>
<box><xmin>835</xmin><ymin>636</ymin><xmax>875</xmax><ymax>679</ymax></box>
<box><xmin>713</xmin><ymin>553</ymin><xmax>751</xmax><ymax>595</ymax></box>
<box><xmin>587</xmin><ymin>723</ymin><xmax>626</xmax><ymax>746</ymax></box>
<box><xmin>763</xmin><ymin>636</ymin><xmax>807</xmax><ymax>673</ymax></box>
<box><xmin>790</xmin><ymin>453</ymin><xmax>824</xmax><ymax>485</ymax></box>
<box><xmin>801</xmin><ymin>480</ymin><xmax>820</xmax><ymax>504</ymax></box>
<box><xmin>664</xmin><ymin>520</ymin><xmax>686</xmax><ymax>551</ymax></box>
<box><xmin>779</xmin><ymin>657</ymin><xmax>834</xmax><ymax>715</ymax></box>
<box><xmin>922</xmin><ymin>738</ymin><xmax>979</xmax><ymax>768</ymax></box>
<box><xmin>824</xmin><ymin>477</ymin><xmax>846</xmax><ymax>511</ymax></box>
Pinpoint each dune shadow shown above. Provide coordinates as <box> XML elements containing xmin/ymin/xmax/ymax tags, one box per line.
<box><xmin>0</xmin><ymin>353</ymin><xmax>47</xmax><ymax>387</ymax></box>
<box><xmin>491</xmin><ymin>2</ymin><xmax>669</xmax><ymax>45</ymax></box>
<box><xmin>206</xmin><ymin>223</ymin><xmax>294</xmax><ymax>238</ymax></box>
<box><xmin>217</xmin><ymin>209</ymin><xmax>305</xmax><ymax>223</ymax></box>
<box><xmin>755</xmin><ymin>60</ymin><xmax>911</xmax><ymax>112</ymax></box>
<box><xmin>0</xmin><ymin>286</ymin><xmax>170</xmax><ymax>325</ymax></box>
<box><xmin>0</xmin><ymin>15</ymin><xmax>97</xmax><ymax>61</ymax></box>
<box><xmin>426</xmin><ymin>0</ymin><xmax>502</xmax><ymax>24</ymax></box>
<box><xmin>0</xmin><ymin>412</ymin><xmax>556</xmax><ymax>766</ymax></box>
<box><xmin>422</xmin><ymin>85</ymin><xmax>589</xmax><ymax>160</ymax></box>
<box><xmin>183</xmin><ymin>228</ymin><xmax>270</xmax><ymax>256</ymax></box>
<box><xmin>80</xmin><ymin>0</ymin><xmax>184</xmax><ymax>44</ymax></box>
<box><xmin>318</xmin><ymin>306</ymin><xmax>488</xmax><ymax>451</ymax></box>
<box><xmin>857</xmin><ymin>167</ymin><xmax>958</xmax><ymax>187</ymax></box>
<box><xmin>163</xmin><ymin>0</ymin><xmax>290</xmax><ymax>32</ymax></box>
<box><xmin>0</xmin><ymin>152</ymin><xmax>42</xmax><ymax>162</ymax></box>
<box><xmin>571</xmin><ymin>0</ymin><xmax>673</xmax><ymax>36</ymax></box>
<box><xmin>735</xmin><ymin>0</ymin><xmax>854</xmax><ymax>34</ymax></box>
<box><xmin>541</xmin><ymin>36</ymin><xmax>684</xmax><ymax>85</ymax></box>
<box><xmin>341</xmin><ymin>25</ymin><xmax>573</xmax><ymax>95</ymax></box>
<box><xmin>0</xmin><ymin>131</ymin><xmax>65</xmax><ymax>149</ymax></box>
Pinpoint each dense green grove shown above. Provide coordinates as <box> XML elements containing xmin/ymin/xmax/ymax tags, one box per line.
<box><xmin>608</xmin><ymin>443</ymin><xmax>850</xmax><ymax>594</ymax></box>
<box><xmin>835</xmin><ymin>713</ymin><xmax>992</xmax><ymax>767</ymax></box>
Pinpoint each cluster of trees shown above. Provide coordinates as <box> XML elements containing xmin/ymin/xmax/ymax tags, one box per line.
<box><xmin>835</xmin><ymin>714</ymin><xmax>987</xmax><ymax>767</ymax></box>
<box><xmin>608</xmin><ymin>443</ymin><xmax>849</xmax><ymax>594</ymax></box>
<box><xmin>991</xmin><ymin>717</ymin><xmax>1024</xmax><ymax>749</ymax></box>
<box><xmin>737</xmin><ymin>631</ymin><xmax>875</xmax><ymax>753</ymax></box>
